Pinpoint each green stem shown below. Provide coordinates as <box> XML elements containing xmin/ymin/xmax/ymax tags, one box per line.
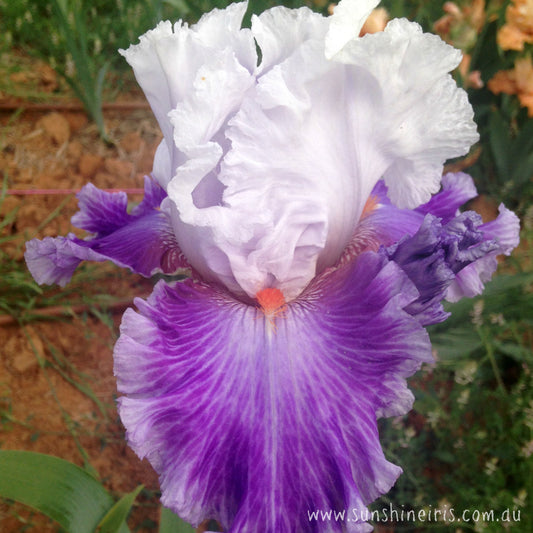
<box><xmin>479</xmin><ymin>326</ymin><xmax>506</xmax><ymax>394</ymax></box>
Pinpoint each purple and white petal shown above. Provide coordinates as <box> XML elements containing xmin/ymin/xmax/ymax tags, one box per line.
<box><xmin>25</xmin><ymin>235</ymin><xmax>113</xmax><ymax>287</ymax></box>
<box><xmin>383</xmin><ymin>213</ymin><xmax>495</xmax><ymax>325</ymax></box>
<box><xmin>71</xmin><ymin>184</ymin><xmax>130</xmax><ymax>235</ymax></box>
<box><xmin>447</xmin><ymin>205</ymin><xmax>520</xmax><ymax>301</ymax></box>
<box><xmin>114</xmin><ymin>252</ymin><xmax>432</xmax><ymax>532</ymax></box>
<box><xmin>71</xmin><ymin>176</ymin><xmax>166</xmax><ymax>235</ymax></box>
<box><xmin>25</xmin><ymin>179</ymin><xmax>186</xmax><ymax>285</ymax></box>
<box><xmin>340</xmin><ymin>172</ymin><xmax>480</xmax><ymax>268</ymax></box>
<box><xmin>416</xmin><ymin>172</ymin><xmax>478</xmax><ymax>223</ymax></box>
<box><xmin>25</xmin><ymin>212</ymin><xmax>184</xmax><ymax>286</ymax></box>
<box><xmin>23</xmin><ymin>3</ymin><xmax>522</xmax><ymax>532</ymax></box>
<box><xmin>77</xmin><ymin>211</ymin><xmax>186</xmax><ymax>276</ymax></box>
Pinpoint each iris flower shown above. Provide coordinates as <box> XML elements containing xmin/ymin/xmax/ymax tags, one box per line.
<box><xmin>25</xmin><ymin>0</ymin><xmax>520</xmax><ymax>531</ymax></box>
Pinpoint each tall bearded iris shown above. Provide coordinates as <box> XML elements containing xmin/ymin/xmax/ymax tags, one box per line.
<box><xmin>25</xmin><ymin>0</ymin><xmax>520</xmax><ymax>531</ymax></box>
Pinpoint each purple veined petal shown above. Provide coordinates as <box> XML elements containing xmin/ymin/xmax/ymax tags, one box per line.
<box><xmin>382</xmin><ymin>212</ymin><xmax>500</xmax><ymax>325</ymax></box>
<box><xmin>350</xmin><ymin>181</ymin><xmax>519</xmax><ymax>316</ymax></box>
<box><xmin>114</xmin><ymin>251</ymin><xmax>433</xmax><ymax>532</ymax></box>
<box><xmin>71</xmin><ymin>185</ymin><xmax>130</xmax><ymax>235</ymax></box>
<box><xmin>377</xmin><ymin>202</ymin><xmax>518</xmax><ymax>325</ymax></box>
<box><xmin>478</xmin><ymin>203</ymin><xmax>521</xmax><ymax>254</ymax></box>
<box><xmin>71</xmin><ymin>176</ymin><xmax>167</xmax><ymax>235</ymax></box>
<box><xmin>25</xmin><ymin>235</ymin><xmax>112</xmax><ymax>287</ymax></box>
<box><xmin>25</xmin><ymin>179</ymin><xmax>187</xmax><ymax>286</ymax></box>
<box><xmin>446</xmin><ymin>204</ymin><xmax>521</xmax><ymax>302</ymax></box>
<box><xmin>338</xmin><ymin>172</ymin><xmax>478</xmax><ymax>268</ymax></box>
<box><xmin>381</xmin><ymin>216</ymin><xmax>462</xmax><ymax>326</ymax></box>
<box><xmin>25</xmin><ymin>213</ymin><xmax>185</xmax><ymax>286</ymax></box>
<box><xmin>346</xmin><ymin>187</ymin><xmax>424</xmax><ymax>258</ymax></box>
<box><xmin>131</xmin><ymin>175</ymin><xmax>169</xmax><ymax>216</ymax></box>
<box><xmin>416</xmin><ymin>172</ymin><xmax>478</xmax><ymax>223</ymax></box>
<box><xmin>340</xmin><ymin>172</ymin><xmax>487</xmax><ymax>275</ymax></box>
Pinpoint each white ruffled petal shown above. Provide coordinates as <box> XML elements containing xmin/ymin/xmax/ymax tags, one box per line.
<box><xmin>251</xmin><ymin>6</ymin><xmax>328</xmax><ymax>73</ymax></box>
<box><xmin>165</xmin><ymin>36</ymin><xmax>393</xmax><ymax>300</ymax></box>
<box><xmin>192</xmin><ymin>2</ymin><xmax>256</xmax><ymax>73</ymax></box>
<box><xmin>169</xmin><ymin>50</ymin><xmax>254</xmax><ymax>152</ymax></box>
<box><xmin>119</xmin><ymin>21</ymin><xmax>178</xmax><ymax>152</ymax></box>
<box><xmin>125</xmin><ymin>2</ymin><xmax>479</xmax><ymax>302</ymax></box>
<box><xmin>334</xmin><ymin>18</ymin><xmax>479</xmax><ymax>208</ymax></box>
<box><xmin>120</xmin><ymin>2</ymin><xmax>256</xmax><ymax>189</ymax></box>
<box><xmin>325</xmin><ymin>0</ymin><xmax>380</xmax><ymax>59</ymax></box>
<box><xmin>218</xmin><ymin>41</ymin><xmax>385</xmax><ymax>298</ymax></box>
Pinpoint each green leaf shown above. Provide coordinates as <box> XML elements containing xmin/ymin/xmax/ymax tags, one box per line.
<box><xmin>159</xmin><ymin>506</ymin><xmax>195</xmax><ymax>533</ymax></box>
<box><xmin>493</xmin><ymin>341</ymin><xmax>532</xmax><ymax>363</ymax></box>
<box><xmin>0</xmin><ymin>450</ymin><xmax>114</xmax><ymax>533</ymax></box>
<box><xmin>433</xmin><ymin>450</ymin><xmax>457</xmax><ymax>464</ymax></box>
<box><xmin>512</xmin><ymin>116</ymin><xmax>533</xmax><ymax>158</ymax></box>
<box><xmin>97</xmin><ymin>485</ymin><xmax>143</xmax><ymax>533</ymax></box>
<box><xmin>489</xmin><ymin>111</ymin><xmax>511</xmax><ymax>179</ymax></box>
<box><xmin>470</xmin><ymin>20</ymin><xmax>502</xmax><ymax>81</ymax></box>
<box><xmin>430</xmin><ymin>329</ymin><xmax>483</xmax><ymax>361</ymax></box>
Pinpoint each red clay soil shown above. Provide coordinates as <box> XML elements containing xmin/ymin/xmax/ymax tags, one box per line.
<box><xmin>0</xmin><ymin>58</ymin><xmax>170</xmax><ymax>531</ymax></box>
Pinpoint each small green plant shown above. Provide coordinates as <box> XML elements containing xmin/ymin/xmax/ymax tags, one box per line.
<box><xmin>375</xmin><ymin>259</ymin><xmax>533</xmax><ymax>532</ymax></box>
<box><xmin>49</xmin><ymin>0</ymin><xmax>110</xmax><ymax>140</ymax></box>
<box><xmin>0</xmin><ymin>450</ymin><xmax>196</xmax><ymax>533</ymax></box>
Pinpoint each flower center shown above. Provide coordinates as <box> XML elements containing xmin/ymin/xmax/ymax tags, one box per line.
<box><xmin>256</xmin><ymin>288</ymin><xmax>286</xmax><ymax>324</ymax></box>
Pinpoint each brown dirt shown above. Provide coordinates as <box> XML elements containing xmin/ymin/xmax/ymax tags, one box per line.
<box><xmin>0</xmin><ymin>56</ymin><xmax>175</xmax><ymax>531</ymax></box>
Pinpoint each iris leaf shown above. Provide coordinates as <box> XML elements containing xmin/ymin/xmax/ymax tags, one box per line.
<box><xmin>0</xmin><ymin>450</ymin><xmax>129</xmax><ymax>533</ymax></box>
<box><xmin>159</xmin><ymin>506</ymin><xmax>196</xmax><ymax>533</ymax></box>
<box><xmin>97</xmin><ymin>485</ymin><xmax>143</xmax><ymax>533</ymax></box>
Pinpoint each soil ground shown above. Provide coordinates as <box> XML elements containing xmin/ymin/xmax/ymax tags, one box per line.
<box><xmin>0</xmin><ymin>54</ymin><xmax>169</xmax><ymax>532</ymax></box>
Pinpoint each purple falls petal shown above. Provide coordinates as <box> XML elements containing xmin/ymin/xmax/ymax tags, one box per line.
<box><xmin>383</xmin><ymin>212</ymin><xmax>502</xmax><ymax>326</ymax></box>
<box><xmin>416</xmin><ymin>172</ymin><xmax>478</xmax><ymax>223</ymax></box>
<box><xmin>71</xmin><ymin>176</ymin><xmax>167</xmax><ymax>235</ymax></box>
<box><xmin>447</xmin><ymin>204</ymin><xmax>521</xmax><ymax>301</ymax></box>
<box><xmin>340</xmin><ymin>171</ymin><xmax>480</xmax><ymax>266</ymax></box>
<box><xmin>114</xmin><ymin>251</ymin><xmax>433</xmax><ymax>532</ymax></box>
<box><xmin>342</xmin><ymin>174</ymin><xmax>518</xmax><ymax>323</ymax></box>
<box><xmin>24</xmin><ymin>235</ymin><xmax>111</xmax><ymax>287</ymax></box>
<box><xmin>25</xmin><ymin>178</ymin><xmax>187</xmax><ymax>286</ymax></box>
<box><xmin>71</xmin><ymin>184</ymin><xmax>130</xmax><ymax>235</ymax></box>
